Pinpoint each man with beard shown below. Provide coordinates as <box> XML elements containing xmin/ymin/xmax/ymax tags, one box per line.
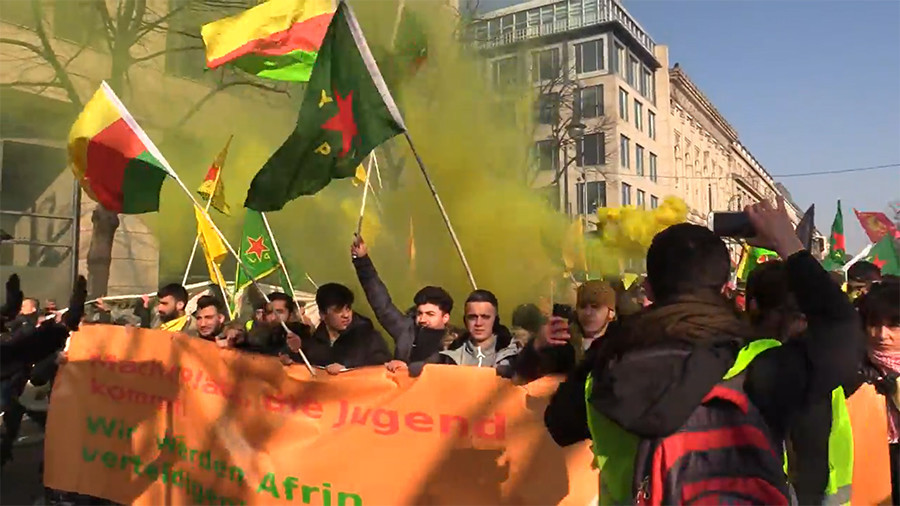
<box><xmin>544</xmin><ymin>197</ymin><xmax>863</xmax><ymax>504</ymax></box>
<box><xmin>136</xmin><ymin>283</ymin><xmax>190</xmax><ymax>332</ymax></box>
<box><xmin>193</xmin><ymin>295</ymin><xmax>227</xmax><ymax>343</ymax></box>
<box><xmin>351</xmin><ymin>235</ymin><xmax>453</xmax><ymax>372</ymax></box>
<box><xmin>285</xmin><ymin>283</ymin><xmax>390</xmax><ymax>375</ymax></box>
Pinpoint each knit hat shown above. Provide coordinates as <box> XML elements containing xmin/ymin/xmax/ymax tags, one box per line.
<box><xmin>576</xmin><ymin>280</ymin><xmax>616</xmax><ymax>309</ymax></box>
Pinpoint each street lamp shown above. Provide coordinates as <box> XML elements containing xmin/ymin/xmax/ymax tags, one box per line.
<box><xmin>563</xmin><ymin>122</ymin><xmax>587</xmax><ymax>217</ymax></box>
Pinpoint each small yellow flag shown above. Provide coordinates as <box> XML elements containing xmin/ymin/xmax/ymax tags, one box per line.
<box><xmin>197</xmin><ymin>136</ymin><xmax>232</xmax><ymax>215</ymax></box>
<box><xmin>351</xmin><ymin>164</ymin><xmax>367</xmax><ymax>187</ymax></box>
<box><xmin>194</xmin><ymin>206</ymin><xmax>228</xmax><ymax>288</ymax></box>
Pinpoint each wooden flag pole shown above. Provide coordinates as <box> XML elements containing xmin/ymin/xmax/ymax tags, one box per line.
<box><xmin>355</xmin><ymin>155</ymin><xmax>375</xmax><ymax>236</ymax></box>
<box><xmin>403</xmin><ymin>132</ymin><xmax>477</xmax><ymax>290</ymax></box>
<box><xmin>260</xmin><ymin>211</ymin><xmax>298</xmax><ymax>301</ymax></box>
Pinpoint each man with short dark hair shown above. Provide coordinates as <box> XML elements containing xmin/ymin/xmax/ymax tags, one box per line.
<box><xmin>413</xmin><ymin>289</ymin><xmax>519</xmax><ymax>378</ymax></box>
<box><xmin>848</xmin><ymin>260</ymin><xmax>882</xmax><ymax>300</ymax></box>
<box><xmin>284</xmin><ymin>283</ymin><xmax>390</xmax><ymax>375</ymax></box>
<box><xmin>193</xmin><ymin>295</ymin><xmax>226</xmax><ymax>343</ymax></box>
<box><xmin>544</xmin><ymin>198</ymin><xmax>864</xmax><ymax>504</ymax></box>
<box><xmin>350</xmin><ymin>235</ymin><xmax>453</xmax><ymax>372</ymax></box>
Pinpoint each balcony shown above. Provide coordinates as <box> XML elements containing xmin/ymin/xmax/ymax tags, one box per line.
<box><xmin>472</xmin><ymin>0</ymin><xmax>655</xmax><ymax>56</ymax></box>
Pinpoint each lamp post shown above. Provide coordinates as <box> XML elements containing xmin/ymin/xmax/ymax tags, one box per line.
<box><xmin>564</xmin><ymin>122</ymin><xmax>586</xmax><ymax>217</ymax></box>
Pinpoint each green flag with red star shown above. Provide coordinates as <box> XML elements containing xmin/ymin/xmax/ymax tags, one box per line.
<box><xmin>244</xmin><ymin>0</ymin><xmax>406</xmax><ymax>212</ymax></box>
<box><xmin>235</xmin><ymin>209</ymin><xmax>285</xmax><ymax>292</ymax></box>
<box><xmin>823</xmin><ymin>200</ymin><xmax>847</xmax><ymax>271</ymax></box>
<box><xmin>865</xmin><ymin>235</ymin><xmax>900</xmax><ymax>276</ymax></box>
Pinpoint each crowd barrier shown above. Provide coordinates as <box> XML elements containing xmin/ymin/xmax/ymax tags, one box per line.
<box><xmin>45</xmin><ymin>325</ymin><xmax>598</xmax><ymax>505</ymax></box>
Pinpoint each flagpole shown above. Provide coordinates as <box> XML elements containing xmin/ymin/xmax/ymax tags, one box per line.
<box><xmin>356</xmin><ymin>155</ymin><xmax>375</xmax><ymax>236</ymax></box>
<box><xmin>181</xmin><ymin>162</ymin><xmax>220</xmax><ymax>286</ymax></box>
<box><xmin>260</xmin><ymin>212</ymin><xmax>297</xmax><ymax>301</ymax></box>
<box><xmin>841</xmin><ymin>243</ymin><xmax>874</xmax><ymax>273</ymax></box>
<box><xmin>166</xmin><ymin>165</ymin><xmax>317</xmax><ymax>377</ymax></box>
<box><xmin>402</xmin><ymin>132</ymin><xmax>477</xmax><ymax>290</ymax></box>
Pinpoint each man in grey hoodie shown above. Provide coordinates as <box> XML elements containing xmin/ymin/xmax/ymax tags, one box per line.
<box><xmin>411</xmin><ymin>290</ymin><xmax>520</xmax><ymax>378</ymax></box>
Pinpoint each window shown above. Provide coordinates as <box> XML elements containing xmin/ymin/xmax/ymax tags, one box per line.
<box><xmin>616</xmin><ymin>45</ymin><xmax>627</xmax><ymax>79</ymax></box>
<box><xmin>575</xmin><ymin>39</ymin><xmax>604</xmax><ymax>74</ymax></box>
<box><xmin>637</xmin><ymin>189</ymin><xmax>646</xmax><ymax>208</ymax></box>
<box><xmin>537</xmin><ymin>93</ymin><xmax>559</xmax><ymax>124</ymax></box>
<box><xmin>620</xmin><ymin>135</ymin><xmax>630</xmax><ymax>168</ymax></box>
<box><xmin>650</xmin><ymin>195</ymin><xmax>659</xmax><ymax>209</ymax></box>
<box><xmin>492</xmin><ymin>57</ymin><xmax>519</xmax><ymax>89</ymax></box>
<box><xmin>634</xmin><ymin>101</ymin><xmax>643</xmax><ymax>131</ymax></box>
<box><xmin>649</xmin><ymin>153</ymin><xmax>658</xmax><ymax>182</ymax></box>
<box><xmin>532</xmin><ymin>48</ymin><xmax>560</xmax><ymax>82</ymax></box>
<box><xmin>535</xmin><ymin>140</ymin><xmax>558</xmax><ymax>172</ymax></box>
<box><xmin>641</xmin><ymin>67</ymin><xmax>652</xmax><ymax>98</ymax></box>
<box><xmin>611</xmin><ymin>42</ymin><xmax>621</xmax><ymax>74</ymax></box>
<box><xmin>54</xmin><ymin>1</ymin><xmax>105</xmax><ymax>49</ymax></box>
<box><xmin>648</xmin><ymin>111</ymin><xmax>656</xmax><ymax>139</ymax></box>
<box><xmin>577</xmin><ymin>181</ymin><xmax>607</xmax><ymax>215</ymax></box>
<box><xmin>4</xmin><ymin>0</ymin><xmax>37</xmax><ymax>28</ymax></box>
<box><xmin>621</xmin><ymin>182</ymin><xmax>632</xmax><ymax>205</ymax></box>
<box><xmin>635</xmin><ymin>144</ymin><xmax>644</xmax><ymax>176</ymax></box>
<box><xmin>575</xmin><ymin>85</ymin><xmax>603</xmax><ymax>119</ymax></box>
<box><xmin>627</xmin><ymin>56</ymin><xmax>639</xmax><ymax>87</ymax></box>
<box><xmin>618</xmin><ymin>88</ymin><xmax>628</xmax><ymax>121</ymax></box>
<box><xmin>577</xmin><ymin>132</ymin><xmax>606</xmax><ymax>166</ymax></box>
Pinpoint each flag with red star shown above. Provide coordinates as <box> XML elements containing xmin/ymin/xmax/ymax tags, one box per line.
<box><xmin>823</xmin><ymin>200</ymin><xmax>847</xmax><ymax>271</ymax></box>
<box><xmin>245</xmin><ymin>0</ymin><xmax>406</xmax><ymax>212</ymax></box>
<box><xmin>865</xmin><ymin>235</ymin><xmax>900</xmax><ymax>276</ymax></box>
<box><xmin>235</xmin><ymin>209</ymin><xmax>283</xmax><ymax>292</ymax></box>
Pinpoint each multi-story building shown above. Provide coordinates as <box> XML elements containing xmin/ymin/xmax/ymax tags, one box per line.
<box><xmin>0</xmin><ymin>0</ymin><xmax>294</xmax><ymax>301</ymax></box>
<box><xmin>470</xmin><ymin>0</ymin><xmax>674</xmax><ymax>229</ymax></box>
<box><xmin>472</xmin><ymin>0</ymin><xmax>822</xmax><ymax>251</ymax></box>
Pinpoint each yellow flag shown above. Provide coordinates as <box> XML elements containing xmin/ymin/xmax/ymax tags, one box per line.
<box><xmin>197</xmin><ymin>136</ymin><xmax>232</xmax><ymax>215</ymax></box>
<box><xmin>194</xmin><ymin>206</ymin><xmax>228</xmax><ymax>288</ymax></box>
<box><xmin>351</xmin><ymin>164</ymin><xmax>366</xmax><ymax>187</ymax></box>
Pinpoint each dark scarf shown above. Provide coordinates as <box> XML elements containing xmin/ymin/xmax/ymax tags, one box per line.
<box><xmin>599</xmin><ymin>291</ymin><xmax>757</xmax><ymax>363</ymax></box>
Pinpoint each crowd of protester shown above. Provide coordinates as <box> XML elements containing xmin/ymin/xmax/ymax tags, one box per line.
<box><xmin>1</xmin><ymin>196</ymin><xmax>898</xmax><ymax>504</ymax></box>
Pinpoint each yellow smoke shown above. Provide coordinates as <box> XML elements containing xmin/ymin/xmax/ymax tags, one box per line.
<box><xmin>142</xmin><ymin>1</ymin><xmax>687</xmax><ymax>324</ymax></box>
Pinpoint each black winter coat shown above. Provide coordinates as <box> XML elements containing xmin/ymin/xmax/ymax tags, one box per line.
<box><xmin>286</xmin><ymin>313</ymin><xmax>391</xmax><ymax>369</ymax></box>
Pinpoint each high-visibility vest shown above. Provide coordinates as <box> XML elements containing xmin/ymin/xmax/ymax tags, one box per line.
<box><xmin>586</xmin><ymin>339</ymin><xmax>848</xmax><ymax>504</ymax></box>
<box><xmin>822</xmin><ymin>386</ymin><xmax>853</xmax><ymax>505</ymax></box>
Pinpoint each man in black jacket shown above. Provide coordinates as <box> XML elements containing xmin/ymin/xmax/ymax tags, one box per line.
<box><xmin>544</xmin><ymin>198</ymin><xmax>863</xmax><ymax>493</ymax></box>
<box><xmin>285</xmin><ymin>283</ymin><xmax>390</xmax><ymax>375</ymax></box>
<box><xmin>350</xmin><ymin>235</ymin><xmax>453</xmax><ymax>372</ymax></box>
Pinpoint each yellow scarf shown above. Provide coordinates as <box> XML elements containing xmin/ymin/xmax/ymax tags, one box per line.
<box><xmin>159</xmin><ymin>314</ymin><xmax>188</xmax><ymax>332</ymax></box>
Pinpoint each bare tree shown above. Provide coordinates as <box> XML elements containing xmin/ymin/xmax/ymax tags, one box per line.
<box><xmin>1</xmin><ymin>0</ymin><xmax>287</xmax><ymax>297</ymax></box>
<box><xmin>889</xmin><ymin>200</ymin><xmax>900</xmax><ymax>230</ymax></box>
<box><xmin>527</xmin><ymin>60</ymin><xmax>617</xmax><ymax>189</ymax></box>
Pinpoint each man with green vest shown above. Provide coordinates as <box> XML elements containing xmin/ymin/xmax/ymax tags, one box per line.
<box><xmin>746</xmin><ymin>260</ymin><xmax>854</xmax><ymax>504</ymax></box>
<box><xmin>543</xmin><ymin>197</ymin><xmax>864</xmax><ymax>504</ymax></box>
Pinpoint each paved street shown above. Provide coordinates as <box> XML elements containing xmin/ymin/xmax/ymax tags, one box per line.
<box><xmin>1</xmin><ymin>417</ymin><xmax>45</xmax><ymax>506</ymax></box>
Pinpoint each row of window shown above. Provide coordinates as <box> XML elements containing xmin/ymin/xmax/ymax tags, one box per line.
<box><xmin>536</xmin><ymin>84</ymin><xmax>604</xmax><ymax>124</ymax></box>
<box><xmin>575</xmin><ymin>181</ymin><xmax>659</xmax><ymax>214</ymax></box>
<box><xmin>535</xmin><ymin>133</ymin><xmax>658</xmax><ymax>183</ymax></box>
<box><xmin>493</xmin><ymin>36</ymin><xmax>656</xmax><ymax>104</ymax></box>
<box><xmin>619</xmin><ymin>135</ymin><xmax>658</xmax><ymax>182</ymax></box>
<box><xmin>618</xmin><ymin>88</ymin><xmax>656</xmax><ymax>139</ymax></box>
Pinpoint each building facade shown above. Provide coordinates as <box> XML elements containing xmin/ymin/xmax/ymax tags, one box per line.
<box><xmin>0</xmin><ymin>0</ymin><xmax>294</xmax><ymax>301</ymax></box>
<box><xmin>470</xmin><ymin>0</ymin><xmax>674</xmax><ymax>230</ymax></box>
<box><xmin>472</xmin><ymin>0</ymin><xmax>821</xmax><ymax>249</ymax></box>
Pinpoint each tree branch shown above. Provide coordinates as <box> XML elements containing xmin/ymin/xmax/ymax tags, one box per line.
<box><xmin>134</xmin><ymin>2</ymin><xmax>193</xmax><ymax>40</ymax></box>
<box><xmin>27</xmin><ymin>0</ymin><xmax>83</xmax><ymax>108</ymax></box>
<box><xmin>0</xmin><ymin>80</ymin><xmax>64</xmax><ymax>88</ymax></box>
<box><xmin>170</xmin><ymin>80</ymin><xmax>289</xmax><ymax>131</ymax></box>
<box><xmin>130</xmin><ymin>44</ymin><xmax>203</xmax><ymax>64</ymax></box>
<box><xmin>0</xmin><ymin>38</ymin><xmax>45</xmax><ymax>58</ymax></box>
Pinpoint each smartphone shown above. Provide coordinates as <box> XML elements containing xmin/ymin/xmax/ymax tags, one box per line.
<box><xmin>707</xmin><ymin>211</ymin><xmax>756</xmax><ymax>238</ymax></box>
<box><xmin>552</xmin><ymin>303</ymin><xmax>574</xmax><ymax>322</ymax></box>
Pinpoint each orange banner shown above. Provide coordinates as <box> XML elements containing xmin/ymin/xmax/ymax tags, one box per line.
<box><xmin>44</xmin><ymin>325</ymin><xmax>598</xmax><ymax>505</ymax></box>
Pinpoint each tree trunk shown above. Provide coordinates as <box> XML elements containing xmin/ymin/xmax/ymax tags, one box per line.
<box><xmin>87</xmin><ymin>207</ymin><xmax>120</xmax><ymax>298</ymax></box>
